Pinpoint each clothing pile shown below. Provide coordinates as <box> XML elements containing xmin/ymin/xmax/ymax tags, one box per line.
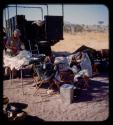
<box><xmin>52</xmin><ymin>52</ymin><xmax>92</xmax><ymax>89</ymax></box>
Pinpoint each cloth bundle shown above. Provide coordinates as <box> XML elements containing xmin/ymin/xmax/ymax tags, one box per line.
<box><xmin>3</xmin><ymin>50</ymin><xmax>32</xmax><ymax>70</ymax></box>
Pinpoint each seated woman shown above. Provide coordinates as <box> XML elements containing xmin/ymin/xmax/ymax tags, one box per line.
<box><xmin>70</xmin><ymin>53</ymin><xmax>90</xmax><ymax>88</ymax></box>
<box><xmin>4</xmin><ymin>29</ymin><xmax>25</xmax><ymax>78</ymax></box>
<box><xmin>5</xmin><ymin>29</ymin><xmax>25</xmax><ymax>56</ymax></box>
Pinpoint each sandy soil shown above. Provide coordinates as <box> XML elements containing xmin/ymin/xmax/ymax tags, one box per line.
<box><xmin>3</xmin><ymin>73</ymin><xmax>109</xmax><ymax>121</ymax></box>
<box><xmin>51</xmin><ymin>32</ymin><xmax>109</xmax><ymax>54</ymax></box>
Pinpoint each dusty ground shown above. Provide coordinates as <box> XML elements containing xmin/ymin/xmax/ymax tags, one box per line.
<box><xmin>3</xmin><ymin>32</ymin><xmax>109</xmax><ymax>121</ymax></box>
<box><xmin>51</xmin><ymin>32</ymin><xmax>109</xmax><ymax>54</ymax></box>
<box><xmin>3</xmin><ymin>73</ymin><xmax>109</xmax><ymax>121</ymax></box>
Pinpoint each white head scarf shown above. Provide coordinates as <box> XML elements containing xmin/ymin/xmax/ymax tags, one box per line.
<box><xmin>13</xmin><ymin>29</ymin><xmax>21</xmax><ymax>36</ymax></box>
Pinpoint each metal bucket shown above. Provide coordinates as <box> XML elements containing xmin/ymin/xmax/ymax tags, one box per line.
<box><xmin>60</xmin><ymin>84</ymin><xmax>74</xmax><ymax>104</ymax></box>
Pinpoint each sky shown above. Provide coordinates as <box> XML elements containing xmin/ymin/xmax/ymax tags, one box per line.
<box><xmin>3</xmin><ymin>4</ymin><xmax>109</xmax><ymax>26</ymax></box>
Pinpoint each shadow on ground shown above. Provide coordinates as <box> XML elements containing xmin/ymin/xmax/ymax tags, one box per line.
<box><xmin>7</xmin><ymin>102</ymin><xmax>28</xmax><ymax>110</ymax></box>
<box><xmin>22</xmin><ymin>115</ymin><xmax>44</xmax><ymax>122</ymax></box>
<box><xmin>74</xmin><ymin>73</ymin><xmax>109</xmax><ymax>103</ymax></box>
<box><xmin>3</xmin><ymin>115</ymin><xmax>44</xmax><ymax>123</ymax></box>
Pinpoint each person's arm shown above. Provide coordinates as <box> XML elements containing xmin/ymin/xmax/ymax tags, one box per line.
<box><xmin>6</xmin><ymin>41</ymin><xmax>17</xmax><ymax>50</ymax></box>
<box><xmin>5</xmin><ymin>38</ymin><xmax>13</xmax><ymax>49</ymax></box>
<box><xmin>5</xmin><ymin>38</ymin><xmax>18</xmax><ymax>54</ymax></box>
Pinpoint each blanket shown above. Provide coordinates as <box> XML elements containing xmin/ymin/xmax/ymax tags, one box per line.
<box><xmin>3</xmin><ymin>50</ymin><xmax>32</xmax><ymax>70</ymax></box>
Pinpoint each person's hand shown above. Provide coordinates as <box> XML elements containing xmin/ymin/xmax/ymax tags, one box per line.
<box><xmin>12</xmin><ymin>47</ymin><xmax>17</xmax><ymax>50</ymax></box>
<box><xmin>12</xmin><ymin>47</ymin><xmax>18</xmax><ymax>54</ymax></box>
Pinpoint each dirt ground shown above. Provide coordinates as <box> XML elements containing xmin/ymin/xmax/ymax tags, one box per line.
<box><xmin>51</xmin><ymin>32</ymin><xmax>109</xmax><ymax>54</ymax></box>
<box><xmin>3</xmin><ymin>73</ymin><xmax>109</xmax><ymax>121</ymax></box>
<box><xmin>3</xmin><ymin>32</ymin><xmax>109</xmax><ymax>121</ymax></box>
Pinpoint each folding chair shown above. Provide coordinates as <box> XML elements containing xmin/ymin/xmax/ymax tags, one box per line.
<box><xmin>19</xmin><ymin>40</ymin><xmax>40</xmax><ymax>95</ymax></box>
<box><xmin>32</xmin><ymin>60</ymin><xmax>58</xmax><ymax>95</ymax></box>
